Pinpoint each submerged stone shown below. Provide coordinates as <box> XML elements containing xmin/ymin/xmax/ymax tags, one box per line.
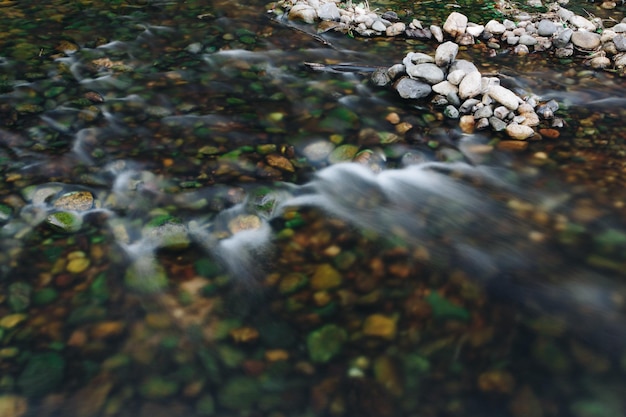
<box><xmin>17</xmin><ymin>352</ymin><xmax>65</xmax><ymax>398</ymax></box>
<box><xmin>425</xmin><ymin>292</ymin><xmax>470</xmax><ymax>321</ymax></box>
<box><xmin>8</xmin><ymin>282</ymin><xmax>32</xmax><ymax>313</ymax></box>
<box><xmin>46</xmin><ymin>211</ymin><xmax>83</xmax><ymax>233</ymax></box>
<box><xmin>0</xmin><ymin>395</ymin><xmax>27</xmax><ymax>417</ymax></box>
<box><xmin>124</xmin><ymin>258</ymin><xmax>169</xmax><ymax>294</ymax></box>
<box><xmin>217</xmin><ymin>376</ymin><xmax>260</xmax><ymax>410</ymax></box>
<box><xmin>53</xmin><ymin>191</ymin><xmax>94</xmax><ymax>211</ymax></box>
<box><xmin>307</xmin><ymin>324</ymin><xmax>347</xmax><ymax>363</ymax></box>
<box><xmin>139</xmin><ymin>377</ymin><xmax>179</xmax><ymax>399</ymax></box>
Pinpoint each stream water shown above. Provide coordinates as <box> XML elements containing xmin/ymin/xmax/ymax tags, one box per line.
<box><xmin>1</xmin><ymin>1</ymin><xmax>626</xmax><ymax>417</ymax></box>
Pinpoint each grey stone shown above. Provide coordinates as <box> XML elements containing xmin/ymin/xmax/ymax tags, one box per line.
<box><xmin>503</xmin><ymin>19</ymin><xmax>516</xmax><ymax>30</ymax></box>
<box><xmin>569</xmin><ymin>15</ymin><xmax>596</xmax><ymax>31</ymax></box>
<box><xmin>435</xmin><ymin>41</ymin><xmax>459</xmax><ymax>67</ymax></box>
<box><xmin>459</xmin><ymin>98</ymin><xmax>480</xmax><ymax>113</ymax></box>
<box><xmin>556</xmin><ymin>8</ymin><xmax>575</xmax><ymax>23</ymax></box>
<box><xmin>493</xmin><ymin>105</ymin><xmax>511</xmax><ymax>119</ymax></box>
<box><xmin>447</xmin><ymin>70</ymin><xmax>466</xmax><ymax>85</ymax></box>
<box><xmin>475</xmin><ymin>117</ymin><xmax>490</xmax><ymax>130</ymax></box>
<box><xmin>447</xmin><ymin>92</ymin><xmax>460</xmax><ymax>107</ymax></box>
<box><xmin>537</xmin><ymin>19</ymin><xmax>558</xmax><ymax>36</ymax></box>
<box><xmin>318</xmin><ymin>3</ymin><xmax>340</xmax><ymax>21</ymax></box>
<box><xmin>474</xmin><ymin>105</ymin><xmax>493</xmax><ymax>119</ymax></box>
<box><xmin>554</xmin><ymin>28</ymin><xmax>573</xmax><ymax>48</ymax></box>
<box><xmin>387</xmin><ymin>63</ymin><xmax>406</xmax><ymax>79</ymax></box>
<box><xmin>614</xmin><ymin>35</ymin><xmax>626</xmax><ymax>51</ymax></box>
<box><xmin>489</xmin><ymin>117</ymin><xmax>508</xmax><ymax>131</ymax></box>
<box><xmin>403</xmin><ymin>52</ymin><xmax>434</xmax><ymax>66</ymax></box>
<box><xmin>613</xmin><ymin>23</ymin><xmax>626</xmax><ymax>33</ymax></box>
<box><xmin>394</xmin><ymin>77</ymin><xmax>432</xmax><ymax>99</ymax></box>
<box><xmin>371</xmin><ymin>69</ymin><xmax>391</xmax><ymax>86</ymax></box>
<box><xmin>444</xmin><ymin>105</ymin><xmax>460</xmax><ymax>119</ymax></box>
<box><xmin>407</xmin><ymin>63</ymin><xmax>444</xmax><ymax>84</ymax></box>
<box><xmin>449</xmin><ymin>59</ymin><xmax>478</xmax><ymax>74</ymax></box>
<box><xmin>288</xmin><ymin>4</ymin><xmax>317</xmax><ymax>24</ymax></box>
<box><xmin>443</xmin><ymin>12</ymin><xmax>468</xmax><ymax>37</ymax></box>
<box><xmin>507</xmin><ymin>36</ymin><xmax>520</xmax><ymax>45</ymax></box>
<box><xmin>571</xmin><ymin>31</ymin><xmax>601</xmax><ymax>50</ymax></box>
<box><xmin>519</xmin><ymin>34</ymin><xmax>537</xmax><ymax>46</ymax></box>
<box><xmin>386</xmin><ymin>22</ymin><xmax>406</xmax><ymax>37</ymax></box>
<box><xmin>372</xmin><ymin>20</ymin><xmax>387</xmax><ymax>32</ymax></box>
<box><xmin>514</xmin><ymin>44</ymin><xmax>530</xmax><ymax>55</ymax></box>
<box><xmin>555</xmin><ymin>46</ymin><xmax>574</xmax><ymax>58</ymax></box>
<box><xmin>615</xmin><ymin>53</ymin><xmax>626</xmax><ymax>68</ymax></box>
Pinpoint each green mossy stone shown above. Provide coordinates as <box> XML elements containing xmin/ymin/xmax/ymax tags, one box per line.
<box><xmin>32</xmin><ymin>288</ymin><xmax>58</xmax><ymax>306</ymax></box>
<box><xmin>195</xmin><ymin>259</ymin><xmax>221</xmax><ymax>278</ymax></box>
<box><xmin>0</xmin><ymin>204</ymin><xmax>12</xmax><ymax>223</ymax></box>
<box><xmin>425</xmin><ymin>292</ymin><xmax>470</xmax><ymax>321</ymax></box>
<box><xmin>196</xmin><ymin>394</ymin><xmax>216</xmax><ymax>416</ymax></box>
<box><xmin>328</xmin><ymin>144</ymin><xmax>359</xmax><ymax>164</ymax></box>
<box><xmin>217</xmin><ymin>376</ymin><xmax>260</xmax><ymax>411</ymax></box>
<box><xmin>124</xmin><ymin>258</ymin><xmax>168</xmax><ymax>294</ymax></box>
<box><xmin>139</xmin><ymin>377</ymin><xmax>179</xmax><ymax>400</ymax></box>
<box><xmin>90</xmin><ymin>274</ymin><xmax>110</xmax><ymax>303</ymax></box>
<box><xmin>17</xmin><ymin>352</ymin><xmax>65</xmax><ymax>398</ymax></box>
<box><xmin>8</xmin><ymin>282</ymin><xmax>32</xmax><ymax>312</ymax></box>
<box><xmin>46</xmin><ymin>211</ymin><xmax>83</xmax><ymax>233</ymax></box>
<box><xmin>306</xmin><ymin>324</ymin><xmax>347</xmax><ymax>363</ymax></box>
<box><xmin>67</xmin><ymin>305</ymin><xmax>107</xmax><ymax>325</ymax></box>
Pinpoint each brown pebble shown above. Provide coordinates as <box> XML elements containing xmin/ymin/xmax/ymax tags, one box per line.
<box><xmin>265</xmin><ymin>349</ymin><xmax>290</xmax><ymax>362</ymax></box>
<box><xmin>497</xmin><ymin>140</ymin><xmax>529</xmax><ymax>151</ymax></box>
<box><xmin>91</xmin><ymin>321</ymin><xmax>126</xmax><ymax>340</ymax></box>
<box><xmin>459</xmin><ymin>115</ymin><xmax>475</xmax><ymax>133</ymax></box>
<box><xmin>362</xmin><ymin>314</ymin><xmax>397</xmax><ymax>340</ymax></box>
<box><xmin>538</xmin><ymin>128</ymin><xmax>559</xmax><ymax>139</ymax></box>
<box><xmin>478</xmin><ymin>370</ymin><xmax>515</xmax><ymax>393</ymax></box>
<box><xmin>385</xmin><ymin>112</ymin><xmax>400</xmax><ymax>124</ymax></box>
<box><xmin>229</xmin><ymin>326</ymin><xmax>260</xmax><ymax>343</ymax></box>
<box><xmin>266</xmin><ymin>154</ymin><xmax>295</xmax><ymax>172</ymax></box>
<box><xmin>241</xmin><ymin>359</ymin><xmax>266</xmax><ymax>376</ymax></box>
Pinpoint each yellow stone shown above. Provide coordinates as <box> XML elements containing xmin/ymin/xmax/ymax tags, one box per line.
<box><xmin>362</xmin><ymin>314</ymin><xmax>397</xmax><ymax>340</ymax></box>
<box><xmin>0</xmin><ymin>314</ymin><xmax>27</xmax><ymax>329</ymax></box>
<box><xmin>265</xmin><ymin>349</ymin><xmax>289</xmax><ymax>362</ymax></box>
<box><xmin>0</xmin><ymin>394</ymin><xmax>27</xmax><ymax>417</ymax></box>
<box><xmin>91</xmin><ymin>321</ymin><xmax>126</xmax><ymax>339</ymax></box>
<box><xmin>67</xmin><ymin>257</ymin><xmax>90</xmax><ymax>274</ymax></box>
<box><xmin>310</xmin><ymin>264</ymin><xmax>342</xmax><ymax>291</ymax></box>
<box><xmin>228</xmin><ymin>215</ymin><xmax>262</xmax><ymax>234</ymax></box>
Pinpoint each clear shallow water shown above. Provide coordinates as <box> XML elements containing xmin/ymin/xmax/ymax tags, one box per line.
<box><xmin>1</xmin><ymin>1</ymin><xmax>626</xmax><ymax>417</ymax></box>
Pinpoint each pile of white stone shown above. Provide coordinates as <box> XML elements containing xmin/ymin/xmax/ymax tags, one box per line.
<box><xmin>273</xmin><ymin>0</ymin><xmax>626</xmax><ymax>70</ymax></box>
<box><xmin>371</xmin><ymin>41</ymin><xmax>561</xmax><ymax>140</ymax></box>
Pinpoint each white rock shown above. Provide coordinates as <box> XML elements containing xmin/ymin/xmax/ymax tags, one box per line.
<box><xmin>430</xmin><ymin>25</ymin><xmax>444</xmax><ymax>42</ymax></box>
<box><xmin>521</xmin><ymin>111</ymin><xmax>540</xmax><ymax>126</ymax></box>
<box><xmin>447</xmin><ymin>69</ymin><xmax>466</xmax><ymax>85</ymax></box>
<box><xmin>289</xmin><ymin>4</ymin><xmax>318</xmax><ymax>24</ymax></box>
<box><xmin>488</xmin><ymin>85</ymin><xmax>520</xmax><ymax>110</ymax></box>
<box><xmin>318</xmin><ymin>3</ymin><xmax>340</xmax><ymax>21</ymax></box>
<box><xmin>435</xmin><ymin>41</ymin><xmax>459</xmax><ymax>67</ymax></box>
<box><xmin>407</xmin><ymin>63</ymin><xmax>445</xmax><ymax>84</ymax></box>
<box><xmin>443</xmin><ymin>12</ymin><xmax>468</xmax><ymax>38</ymax></box>
<box><xmin>571</xmin><ymin>31</ymin><xmax>601</xmax><ymax>50</ymax></box>
<box><xmin>403</xmin><ymin>52</ymin><xmax>434</xmax><ymax>66</ymax></box>
<box><xmin>432</xmin><ymin>81</ymin><xmax>459</xmax><ymax>96</ymax></box>
<box><xmin>506</xmin><ymin>123</ymin><xmax>535</xmax><ymax>140</ymax></box>
<box><xmin>466</xmin><ymin>23</ymin><xmax>485</xmax><ymax>37</ymax></box>
<box><xmin>485</xmin><ymin>20</ymin><xmax>507</xmax><ymax>35</ymax></box>
<box><xmin>569</xmin><ymin>15</ymin><xmax>596</xmax><ymax>32</ymax></box>
<box><xmin>449</xmin><ymin>59</ymin><xmax>478</xmax><ymax>74</ymax></box>
<box><xmin>601</xmin><ymin>29</ymin><xmax>617</xmax><ymax>43</ymax></box>
<box><xmin>480</xmin><ymin>77</ymin><xmax>499</xmax><ymax>93</ymax></box>
<box><xmin>372</xmin><ymin>20</ymin><xmax>387</xmax><ymax>32</ymax></box>
<box><xmin>458</xmin><ymin>71</ymin><xmax>482</xmax><ymax>99</ymax></box>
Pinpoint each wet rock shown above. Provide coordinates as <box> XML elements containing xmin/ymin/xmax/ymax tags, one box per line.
<box><xmin>407</xmin><ymin>63</ymin><xmax>444</xmax><ymax>84</ymax></box>
<box><xmin>435</xmin><ymin>41</ymin><xmax>458</xmax><ymax>67</ymax></box>
<box><xmin>8</xmin><ymin>282</ymin><xmax>31</xmax><ymax>312</ymax></box>
<box><xmin>432</xmin><ymin>81</ymin><xmax>458</xmax><ymax>96</ymax></box>
<box><xmin>0</xmin><ymin>395</ymin><xmax>27</xmax><ymax>417</ymax></box>
<box><xmin>329</xmin><ymin>144</ymin><xmax>359</xmax><ymax>163</ymax></box>
<box><xmin>488</xmin><ymin>85</ymin><xmax>520</xmax><ymax>110</ymax></box>
<box><xmin>458</xmin><ymin>71</ymin><xmax>482</xmax><ymax>99</ymax></box>
<box><xmin>363</xmin><ymin>314</ymin><xmax>397</xmax><ymax>339</ymax></box>
<box><xmin>387</xmin><ymin>63</ymin><xmax>405</xmax><ymax>79</ymax></box>
<box><xmin>489</xmin><ymin>117</ymin><xmax>508</xmax><ymax>131</ymax></box>
<box><xmin>514</xmin><ymin>44</ymin><xmax>530</xmax><ymax>55</ymax></box>
<box><xmin>569</xmin><ymin>15</ymin><xmax>596</xmax><ymax>31</ymax></box>
<box><xmin>554</xmin><ymin>28</ymin><xmax>573</xmax><ymax>48</ymax></box>
<box><xmin>18</xmin><ymin>352</ymin><xmax>65</xmax><ymax>398</ymax></box>
<box><xmin>302</xmin><ymin>140</ymin><xmax>335</xmax><ymax>162</ymax></box>
<box><xmin>311</xmin><ymin>263</ymin><xmax>342</xmax><ymax>290</ymax></box>
<box><xmin>444</xmin><ymin>105</ymin><xmax>459</xmax><ymax>119</ymax></box>
<box><xmin>0</xmin><ymin>314</ymin><xmax>27</xmax><ymax>329</ymax></box>
<box><xmin>506</xmin><ymin>123</ymin><xmax>535</xmax><ymax>140</ymax></box>
<box><xmin>372</xmin><ymin>20</ymin><xmax>387</xmax><ymax>32</ymax></box>
<box><xmin>307</xmin><ymin>324</ymin><xmax>347</xmax><ymax>363</ymax></box>
<box><xmin>474</xmin><ymin>105</ymin><xmax>493</xmax><ymax>119</ymax></box>
<box><xmin>124</xmin><ymin>258</ymin><xmax>168</xmax><ymax>294</ymax></box>
<box><xmin>519</xmin><ymin>34</ymin><xmax>537</xmax><ymax>46</ymax></box>
<box><xmin>66</xmin><ymin>251</ymin><xmax>90</xmax><ymax>274</ymax></box>
<box><xmin>459</xmin><ymin>115</ymin><xmax>475</xmax><ymax>133</ymax></box>
<box><xmin>373</xmin><ymin>356</ymin><xmax>404</xmax><ymax>397</ymax></box>
<box><xmin>139</xmin><ymin>377</ymin><xmax>179</xmax><ymax>400</ymax></box>
<box><xmin>394</xmin><ymin>77</ymin><xmax>432</xmax><ymax>99</ymax></box>
<box><xmin>403</xmin><ymin>52</ymin><xmax>434</xmax><ymax>66</ymax></box>
<box><xmin>46</xmin><ymin>211</ymin><xmax>83</xmax><ymax>233</ymax></box>
<box><xmin>443</xmin><ymin>12</ymin><xmax>468</xmax><ymax>38</ymax></box>
<box><xmin>53</xmin><ymin>191</ymin><xmax>94</xmax><ymax>211</ymax></box>
<box><xmin>571</xmin><ymin>31</ymin><xmax>601</xmax><ymax>50</ymax></box>
<box><xmin>266</xmin><ymin>154</ymin><xmax>295</xmax><ymax>172</ymax></box>
<box><xmin>289</xmin><ymin>4</ymin><xmax>317</xmax><ymax>24</ymax></box>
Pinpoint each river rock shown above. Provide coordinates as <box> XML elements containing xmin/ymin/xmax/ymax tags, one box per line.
<box><xmin>0</xmin><ymin>395</ymin><xmax>27</xmax><ymax>417</ymax></box>
<box><xmin>569</xmin><ymin>15</ymin><xmax>596</xmax><ymax>32</ymax></box>
<box><xmin>444</xmin><ymin>105</ymin><xmax>459</xmax><ymax>119</ymax></box>
<box><xmin>443</xmin><ymin>12</ymin><xmax>468</xmax><ymax>38</ymax></box>
<box><xmin>372</xmin><ymin>20</ymin><xmax>387</xmax><ymax>32</ymax></box>
<box><xmin>432</xmin><ymin>81</ymin><xmax>458</xmax><ymax>96</ymax></box>
<box><xmin>458</xmin><ymin>71</ymin><xmax>482</xmax><ymax>99</ymax></box>
<box><xmin>519</xmin><ymin>34</ymin><xmax>537</xmax><ymax>46</ymax></box>
<box><xmin>571</xmin><ymin>31</ymin><xmax>601</xmax><ymax>50</ymax></box>
<box><xmin>474</xmin><ymin>105</ymin><xmax>493</xmax><ymax>119</ymax></box>
<box><xmin>489</xmin><ymin>117</ymin><xmax>507</xmax><ymax>131</ymax></box>
<box><xmin>514</xmin><ymin>44</ymin><xmax>530</xmax><ymax>55</ymax></box>
<box><xmin>553</xmin><ymin>28</ymin><xmax>573</xmax><ymax>48</ymax></box>
<box><xmin>556</xmin><ymin>7</ymin><xmax>575</xmax><ymax>22</ymax></box>
<box><xmin>590</xmin><ymin>55</ymin><xmax>611</xmax><ymax>68</ymax></box>
<box><xmin>386</xmin><ymin>22</ymin><xmax>405</xmax><ymax>36</ymax></box>
<box><xmin>449</xmin><ymin>59</ymin><xmax>478</xmax><ymax>74</ymax></box>
<box><xmin>488</xmin><ymin>85</ymin><xmax>520</xmax><ymax>110</ymax></box>
<box><xmin>615</xmin><ymin>53</ymin><xmax>626</xmax><ymax>67</ymax></box>
<box><xmin>430</xmin><ymin>25</ymin><xmax>444</xmax><ymax>42</ymax></box>
<box><xmin>394</xmin><ymin>77</ymin><xmax>432</xmax><ymax>99</ymax></box>
<box><xmin>435</xmin><ymin>41</ymin><xmax>459</xmax><ymax>67</ymax></box>
<box><xmin>537</xmin><ymin>19</ymin><xmax>558</xmax><ymax>36</ymax></box>
<box><xmin>447</xmin><ymin>69</ymin><xmax>466</xmax><ymax>85</ymax></box>
<box><xmin>459</xmin><ymin>98</ymin><xmax>480</xmax><ymax>113</ymax></box>
<box><xmin>407</xmin><ymin>63</ymin><xmax>444</xmax><ymax>84</ymax></box>
<box><xmin>403</xmin><ymin>52</ymin><xmax>434</xmax><ymax>66</ymax></box>
<box><xmin>466</xmin><ymin>23</ymin><xmax>485</xmax><ymax>37</ymax></box>
<box><xmin>288</xmin><ymin>4</ymin><xmax>317</xmax><ymax>24</ymax></box>
<box><xmin>614</xmin><ymin>35</ymin><xmax>626</xmax><ymax>51</ymax></box>
<box><xmin>485</xmin><ymin>19</ymin><xmax>507</xmax><ymax>35</ymax></box>
<box><xmin>506</xmin><ymin>123</ymin><xmax>535</xmax><ymax>140</ymax></box>
<box><xmin>307</xmin><ymin>324</ymin><xmax>347</xmax><ymax>362</ymax></box>
<box><xmin>317</xmin><ymin>2</ymin><xmax>340</xmax><ymax>20</ymax></box>
<box><xmin>613</xmin><ymin>23</ymin><xmax>626</xmax><ymax>33</ymax></box>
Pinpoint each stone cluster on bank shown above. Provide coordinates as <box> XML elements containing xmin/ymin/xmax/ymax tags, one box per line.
<box><xmin>272</xmin><ymin>0</ymin><xmax>626</xmax><ymax>71</ymax></box>
<box><xmin>372</xmin><ymin>42</ymin><xmax>562</xmax><ymax>140</ymax></box>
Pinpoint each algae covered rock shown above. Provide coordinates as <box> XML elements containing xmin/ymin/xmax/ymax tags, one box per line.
<box><xmin>124</xmin><ymin>257</ymin><xmax>168</xmax><ymax>294</ymax></box>
<box><xmin>307</xmin><ymin>324</ymin><xmax>347</xmax><ymax>363</ymax></box>
<box><xmin>46</xmin><ymin>211</ymin><xmax>83</xmax><ymax>233</ymax></box>
<box><xmin>217</xmin><ymin>376</ymin><xmax>261</xmax><ymax>411</ymax></box>
<box><xmin>17</xmin><ymin>352</ymin><xmax>65</xmax><ymax>398</ymax></box>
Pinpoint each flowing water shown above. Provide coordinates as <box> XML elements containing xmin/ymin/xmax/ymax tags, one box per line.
<box><xmin>1</xmin><ymin>1</ymin><xmax>626</xmax><ymax>416</ymax></box>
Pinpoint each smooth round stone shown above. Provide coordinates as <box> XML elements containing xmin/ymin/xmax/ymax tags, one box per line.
<box><xmin>386</xmin><ymin>22</ymin><xmax>405</xmax><ymax>36</ymax></box>
<box><xmin>387</xmin><ymin>63</ymin><xmax>405</xmax><ymax>79</ymax></box>
<box><xmin>519</xmin><ymin>34</ymin><xmax>537</xmax><ymax>46</ymax></box>
<box><xmin>590</xmin><ymin>56</ymin><xmax>611</xmax><ymax>69</ymax></box>
<box><xmin>444</xmin><ymin>105</ymin><xmax>459</xmax><ymax>119</ymax></box>
<box><xmin>556</xmin><ymin>8</ymin><xmax>574</xmax><ymax>22</ymax></box>
<box><xmin>288</xmin><ymin>4</ymin><xmax>317</xmax><ymax>24</ymax></box>
<box><xmin>430</xmin><ymin>25</ymin><xmax>444</xmax><ymax>42</ymax></box>
<box><xmin>614</xmin><ymin>35</ymin><xmax>626</xmax><ymax>52</ymax></box>
<box><xmin>403</xmin><ymin>52</ymin><xmax>434</xmax><ymax>65</ymax></box>
<box><xmin>372</xmin><ymin>20</ymin><xmax>387</xmax><ymax>32</ymax></box>
<box><xmin>371</xmin><ymin>69</ymin><xmax>391</xmax><ymax>86</ymax></box>
<box><xmin>615</xmin><ymin>53</ymin><xmax>626</xmax><ymax>67</ymax></box>
<box><xmin>474</xmin><ymin>105</ymin><xmax>493</xmax><ymax>119</ymax></box>
<box><xmin>537</xmin><ymin>19</ymin><xmax>558</xmax><ymax>36</ymax></box>
<box><xmin>466</xmin><ymin>23</ymin><xmax>485</xmax><ymax>37</ymax></box>
<box><xmin>554</xmin><ymin>28</ymin><xmax>573</xmax><ymax>48</ymax></box>
<box><xmin>435</xmin><ymin>41</ymin><xmax>459</xmax><ymax>67</ymax></box>
<box><xmin>447</xmin><ymin>69</ymin><xmax>465</xmax><ymax>85</ymax></box>
<box><xmin>458</xmin><ymin>71</ymin><xmax>482</xmax><ymax>99</ymax></box>
<box><xmin>515</xmin><ymin>44</ymin><xmax>530</xmax><ymax>55</ymax></box>
<box><xmin>485</xmin><ymin>20</ymin><xmax>506</xmax><ymax>35</ymax></box>
<box><xmin>407</xmin><ymin>63</ymin><xmax>444</xmax><ymax>84</ymax></box>
<box><xmin>571</xmin><ymin>31</ymin><xmax>601</xmax><ymax>50</ymax></box>
<box><xmin>449</xmin><ymin>59</ymin><xmax>478</xmax><ymax>74</ymax></box>
<box><xmin>569</xmin><ymin>15</ymin><xmax>596</xmax><ymax>31</ymax></box>
<box><xmin>489</xmin><ymin>117</ymin><xmax>508</xmax><ymax>131</ymax></box>
<box><xmin>53</xmin><ymin>191</ymin><xmax>94</xmax><ymax>211</ymax></box>
<box><xmin>432</xmin><ymin>81</ymin><xmax>458</xmax><ymax>96</ymax></box>
<box><xmin>318</xmin><ymin>3</ymin><xmax>340</xmax><ymax>20</ymax></box>
<box><xmin>488</xmin><ymin>85</ymin><xmax>520</xmax><ymax>110</ymax></box>
<box><xmin>459</xmin><ymin>115</ymin><xmax>475</xmax><ymax>133</ymax></box>
<box><xmin>507</xmin><ymin>35</ymin><xmax>520</xmax><ymax>45</ymax></box>
<box><xmin>394</xmin><ymin>77</ymin><xmax>432</xmax><ymax>99</ymax></box>
<box><xmin>612</xmin><ymin>23</ymin><xmax>626</xmax><ymax>33</ymax></box>
<box><xmin>506</xmin><ymin>123</ymin><xmax>535</xmax><ymax>140</ymax></box>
